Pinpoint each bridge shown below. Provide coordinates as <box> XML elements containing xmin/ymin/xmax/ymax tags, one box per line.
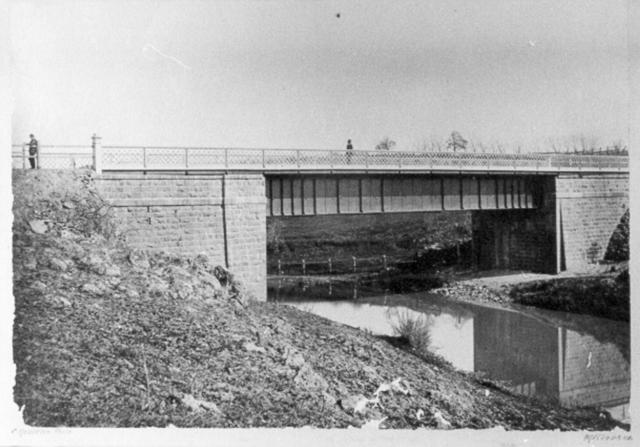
<box><xmin>13</xmin><ymin>138</ymin><xmax>630</xmax><ymax>300</ymax></box>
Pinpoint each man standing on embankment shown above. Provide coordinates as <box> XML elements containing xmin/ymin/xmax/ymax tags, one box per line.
<box><xmin>28</xmin><ymin>134</ymin><xmax>38</xmax><ymax>169</ymax></box>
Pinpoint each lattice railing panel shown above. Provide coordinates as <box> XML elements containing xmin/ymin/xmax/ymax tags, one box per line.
<box><xmin>144</xmin><ymin>148</ymin><xmax>186</xmax><ymax>169</ymax></box>
<box><xmin>264</xmin><ymin>150</ymin><xmax>299</xmax><ymax>169</ymax></box>
<box><xmin>103</xmin><ymin>147</ymin><xmax>144</xmax><ymax>169</ymax></box>
<box><xmin>227</xmin><ymin>149</ymin><xmax>264</xmax><ymax>169</ymax></box>
<box><xmin>185</xmin><ymin>148</ymin><xmax>226</xmax><ymax>169</ymax></box>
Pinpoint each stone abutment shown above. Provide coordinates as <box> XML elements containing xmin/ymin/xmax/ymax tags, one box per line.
<box><xmin>96</xmin><ymin>174</ymin><xmax>266</xmax><ymax>300</ymax></box>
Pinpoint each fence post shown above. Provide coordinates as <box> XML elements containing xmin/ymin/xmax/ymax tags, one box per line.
<box><xmin>92</xmin><ymin>134</ymin><xmax>102</xmax><ymax>174</ymax></box>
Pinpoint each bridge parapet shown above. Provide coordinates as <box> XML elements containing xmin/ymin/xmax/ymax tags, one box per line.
<box><xmin>12</xmin><ymin>143</ymin><xmax>629</xmax><ymax>174</ymax></box>
<box><xmin>99</xmin><ymin>146</ymin><xmax>628</xmax><ymax>174</ymax></box>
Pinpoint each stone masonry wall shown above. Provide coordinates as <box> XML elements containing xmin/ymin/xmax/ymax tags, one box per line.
<box><xmin>96</xmin><ymin>174</ymin><xmax>266</xmax><ymax>300</ymax></box>
<box><xmin>556</xmin><ymin>174</ymin><xmax>628</xmax><ymax>272</ymax></box>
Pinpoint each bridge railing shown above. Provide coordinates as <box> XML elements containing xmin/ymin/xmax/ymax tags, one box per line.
<box><xmin>100</xmin><ymin>145</ymin><xmax>628</xmax><ymax>173</ymax></box>
<box><xmin>11</xmin><ymin>139</ymin><xmax>629</xmax><ymax>173</ymax></box>
<box><xmin>12</xmin><ymin>144</ymin><xmax>93</xmax><ymax>170</ymax></box>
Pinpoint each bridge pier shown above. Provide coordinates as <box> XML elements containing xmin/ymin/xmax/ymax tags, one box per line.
<box><xmin>96</xmin><ymin>173</ymin><xmax>267</xmax><ymax>300</ymax></box>
<box><xmin>472</xmin><ymin>174</ymin><xmax>628</xmax><ymax>273</ymax></box>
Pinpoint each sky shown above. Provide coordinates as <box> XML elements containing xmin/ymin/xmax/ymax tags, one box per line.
<box><xmin>9</xmin><ymin>0</ymin><xmax>631</xmax><ymax>151</ymax></box>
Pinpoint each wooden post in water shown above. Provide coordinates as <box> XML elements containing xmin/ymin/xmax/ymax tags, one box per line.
<box><xmin>382</xmin><ymin>254</ymin><xmax>387</xmax><ymax>270</ymax></box>
<box><xmin>352</xmin><ymin>256</ymin><xmax>357</xmax><ymax>273</ymax></box>
<box><xmin>277</xmin><ymin>259</ymin><xmax>282</xmax><ymax>276</ymax></box>
<box><xmin>328</xmin><ymin>258</ymin><xmax>332</xmax><ymax>275</ymax></box>
<box><xmin>302</xmin><ymin>258</ymin><xmax>306</xmax><ymax>276</ymax></box>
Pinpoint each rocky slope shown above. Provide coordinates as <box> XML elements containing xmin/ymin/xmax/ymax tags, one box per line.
<box><xmin>12</xmin><ymin>170</ymin><xmax>623</xmax><ymax>430</ymax></box>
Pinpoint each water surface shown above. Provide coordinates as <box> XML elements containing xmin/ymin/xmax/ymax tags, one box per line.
<box><xmin>268</xmin><ymin>278</ymin><xmax>631</xmax><ymax>423</ymax></box>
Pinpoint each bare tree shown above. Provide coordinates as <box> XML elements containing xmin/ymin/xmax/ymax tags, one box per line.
<box><xmin>375</xmin><ymin>137</ymin><xmax>396</xmax><ymax>151</ymax></box>
<box><xmin>446</xmin><ymin>131</ymin><xmax>468</xmax><ymax>152</ymax></box>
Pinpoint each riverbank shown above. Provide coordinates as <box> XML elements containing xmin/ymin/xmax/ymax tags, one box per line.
<box><xmin>12</xmin><ymin>170</ymin><xmax>625</xmax><ymax>430</ymax></box>
<box><xmin>267</xmin><ymin>213</ymin><xmax>472</xmax><ymax>274</ymax></box>
<box><xmin>432</xmin><ymin>266</ymin><xmax>630</xmax><ymax>322</ymax></box>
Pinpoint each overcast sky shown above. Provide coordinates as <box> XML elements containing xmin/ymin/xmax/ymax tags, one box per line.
<box><xmin>10</xmin><ymin>0</ymin><xmax>630</xmax><ymax>150</ymax></box>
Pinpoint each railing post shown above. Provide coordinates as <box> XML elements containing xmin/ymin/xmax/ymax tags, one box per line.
<box><xmin>185</xmin><ymin>148</ymin><xmax>189</xmax><ymax>169</ymax></box>
<box><xmin>224</xmin><ymin>148</ymin><xmax>229</xmax><ymax>169</ymax></box>
<box><xmin>296</xmin><ymin>150</ymin><xmax>300</xmax><ymax>169</ymax></box>
<box><xmin>143</xmin><ymin>147</ymin><xmax>147</xmax><ymax>170</ymax></box>
<box><xmin>92</xmin><ymin>134</ymin><xmax>102</xmax><ymax>174</ymax></box>
<box><xmin>22</xmin><ymin>143</ymin><xmax>27</xmax><ymax>169</ymax></box>
<box><xmin>262</xmin><ymin>149</ymin><xmax>266</xmax><ymax>169</ymax></box>
<box><xmin>365</xmin><ymin>151</ymin><xmax>369</xmax><ymax>170</ymax></box>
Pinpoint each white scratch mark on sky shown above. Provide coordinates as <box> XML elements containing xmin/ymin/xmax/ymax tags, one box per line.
<box><xmin>142</xmin><ymin>44</ymin><xmax>192</xmax><ymax>71</ymax></box>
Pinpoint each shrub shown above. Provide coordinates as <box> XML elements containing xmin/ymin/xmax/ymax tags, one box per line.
<box><xmin>605</xmin><ymin>210</ymin><xmax>629</xmax><ymax>262</ymax></box>
<box><xmin>390</xmin><ymin>310</ymin><xmax>432</xmax><ymax>357</ymax></box>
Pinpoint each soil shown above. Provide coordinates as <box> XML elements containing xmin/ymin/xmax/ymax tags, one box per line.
<box><xmin>12</xmin><ymin>169</ymin><xmax>626</xmax><ymax>430</ymax></box>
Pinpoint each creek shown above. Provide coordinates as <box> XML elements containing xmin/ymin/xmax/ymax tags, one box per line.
<box><xmin>268</xmin><ymin>277</ymin><xmax>631</xmax><ymax>424</ymax></box>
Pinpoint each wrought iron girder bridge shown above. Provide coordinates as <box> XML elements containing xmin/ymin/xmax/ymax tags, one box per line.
<box><xmin>12</xmin><ymin>144</ymin><xmax>629</xmax><ymax>174</ymax></box>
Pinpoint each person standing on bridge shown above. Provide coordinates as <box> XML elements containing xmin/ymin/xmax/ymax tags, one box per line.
<box><xmin>28</xmin><ymin>134</ymin><xmax>39</xmax><ymax>169</ymax></box>
<box><xmin>346</xmin><ymin>139</ymin><xmax>353</xmax><ymax>164</ymax></box>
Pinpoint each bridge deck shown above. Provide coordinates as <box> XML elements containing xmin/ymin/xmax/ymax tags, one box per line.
<box><xmin>12</xmin><ymin>145</ymin><xmax>628</xmax><ymax>174</ymax></box>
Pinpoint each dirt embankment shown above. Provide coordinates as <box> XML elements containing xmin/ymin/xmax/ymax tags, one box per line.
<box><xmin>12</xmin><ymin>170</ymin><xmax>624</xmax><ymax>430</ymax></box>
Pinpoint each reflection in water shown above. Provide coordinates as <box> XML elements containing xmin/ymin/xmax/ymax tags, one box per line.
<box><xmin>269</xmin><ymin>278</ymin><xmax>631</xmax><ymax>423</ymax></box>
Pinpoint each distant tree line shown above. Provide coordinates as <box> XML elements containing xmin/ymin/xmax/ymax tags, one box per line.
<box><xmin>374</xmin><ymin>132</ymin><xmax>628</xmax><ymax>155</ymax></box>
